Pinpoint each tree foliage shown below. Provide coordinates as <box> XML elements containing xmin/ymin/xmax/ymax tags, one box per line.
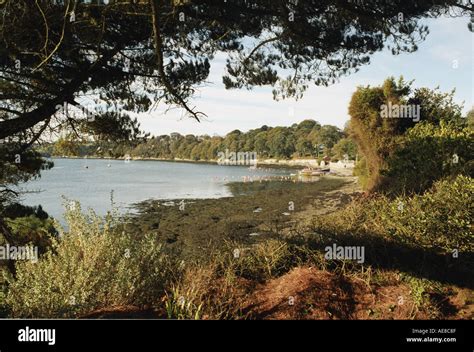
<box><xmin>0</xmin><ymin>0</ymin><xmax>471</xmax><ymax>209</ymax></box>
<box><xmin>1</xmin><ymin>0</ymin><xmax>469</xmax><ymax>140</ymax></box>
<box><xmin>348</xmin><ymin>77</ymin><xmax>472</xmax><ymax>194</ymax></box>
<box><xmin>49</xmin><ymin>119</ymin><xmax>348</xmax><ymax>161</ymax></box>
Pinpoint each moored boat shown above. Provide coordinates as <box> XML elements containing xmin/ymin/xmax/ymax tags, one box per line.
<box><xmin>298</xmin><ymin>167</ymin><xmax>330</xmax><ymax>176</ymax></box>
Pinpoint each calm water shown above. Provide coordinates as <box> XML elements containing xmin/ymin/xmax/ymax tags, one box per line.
<box><xmin>19</xmin><ymin>158</ymin><xmax>291</xmax><ymax>221</ymax></box>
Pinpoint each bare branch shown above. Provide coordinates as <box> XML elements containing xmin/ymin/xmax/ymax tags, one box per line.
<box><xmin>150</xmin><ymin>0</ymin><xmax>206</xmax><ymax>122</ymax></box>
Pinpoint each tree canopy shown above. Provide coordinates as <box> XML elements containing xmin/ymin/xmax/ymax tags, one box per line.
<box><xmin>45</xmin><ymin>119</ymin><xmax>351</xmax><ymax>161</ymax></box>
<box><xmin>348</xmin><ymin>77</ymin><xmax>472</xmax><ymax>193</ymax></box>
<box><xmin>1</xmin><ymin>0</ymin><xmax>470</xmax><ymax>140</ymax></box>
<box><xmin>0</xmin><ymin>0</ymin><xmax>472</xmax><ymax>206</ymax></box>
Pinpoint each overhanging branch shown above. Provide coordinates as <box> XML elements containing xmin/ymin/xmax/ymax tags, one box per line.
<box><xmin>150</xmin><ymin>0</ymin><xmax>206</xmax><ymax>122</ymax></box>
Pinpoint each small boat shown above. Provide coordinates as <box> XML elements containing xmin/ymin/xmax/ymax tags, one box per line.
<box><xmin>298</xmin><ymin>167</ymin><xmax>330</xmax><ymax>176</ymax></box>
<box><xmin>299</xmin><ymin>167</ymin><xmax>314</xmax><ymax>176</ymax></box>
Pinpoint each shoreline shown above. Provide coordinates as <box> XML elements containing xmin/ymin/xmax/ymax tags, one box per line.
<box><xmin>124</xmin><ymin>176</ymin><xmax>360</xmax><ymax>260</ymax></box>
<box><xmin>47</xmin><ymin>155</ymin><xmax>305</xmax><ymax>169</ymax></box>
<box><xmin>46</xmin><ymin>155</ymin><xmax>355</xmax><ymax>172</ymax></box>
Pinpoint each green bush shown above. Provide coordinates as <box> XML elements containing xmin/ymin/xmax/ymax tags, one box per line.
<box><xmin>0</xmin><ymin>210</ymin><xmax>58</xmax><ymax>315</ymax></box>
<box><xmin>164</xmin><ymin>262</ymin><xmax>238</xmax><ymax>320</ymax></box>
<box><xmin>6</xmin><ymin>203</ymin><xmax>176</xmax><ymax>318</ymax></box>
<box><xmin>0</xmin><ymin>276</ymin><xmax>9</xmax><ymax>318</ymax></box>
<box><xmin>348</xmin><ymin>78</ymin><xmax>412</xmax><ymax>191</ymax></box>
<box><xmin>348</xmin><ymin>77</ymin><xmax>468</xmax><ymax>194</ymax></box>
<box><xmin>353</xmin><ymin>156</ymin><xmax>369</xmax><ymax>189</ymax></box>
<box><xmin>311</xmin><ymin>175</ymin><xmax>474</xmax><ymax>253</ymax></box>
<box><xmin>381</xmin><ymin>120</ymin><xmax>473</xmax><ymax>194</ymax></box>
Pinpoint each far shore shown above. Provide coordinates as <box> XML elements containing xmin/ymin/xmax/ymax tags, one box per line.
<box><xmin>46</xmin><ymin>155</ymin><xmax>307</xmax><ymax>169</ymax></box>
<box><xmin>45</xmin><ymin>155</ymin><xmax>355</xmax><ymax>172</ymax></box>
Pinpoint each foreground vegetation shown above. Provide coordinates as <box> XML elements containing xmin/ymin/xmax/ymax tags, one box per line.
<box><xmin>2</xmin><ymin>175</ymin><xmax>472</xmax><ymax>319</ymax></box>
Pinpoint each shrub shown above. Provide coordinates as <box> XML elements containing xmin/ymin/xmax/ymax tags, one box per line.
<box><xmin>6</xmin><ymin>203</ymin><xmax>176</xmax><ymax>318</ymax></box>
<box><xmin>164</xmin><ymin>240</ymin><xmax>300</xmax><ymax>320</ymax></box>
<box><xmin>223</xmin><ymin>239</ymin><xmax>297</xmax><ymax>281</ymax></box>
<box><xmin>353</xmin><ymin>156</ymin><xmax>369</xmax><ymax>189</ymax></box>
<box><xmin>381</xmin><ymin>120</ymin><xmax>473</xmax><ymax>194</ymax></box>
<box><xmin>0</xmin><ymin>277</ymin><xmax>9</xmax><ymax>318</ymax></box>
<box><xmin>348</xmin><ymin>78</ymin><xmax>413</xmax><ymax>191</ymax></box>
<box><xmin>311</xmin><ymin>175</ymin><xmax>474</xmax><ymax>253</ymax></box>
<box><xmin>0</xmin><ymin>210</ymin><xmax>57</xmax><ymax>308</ymax></box>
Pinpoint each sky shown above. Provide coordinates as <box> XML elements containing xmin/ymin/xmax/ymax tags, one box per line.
<box><xmin>135</xmin><ymin>15</ymin><xmax>473</xmax><ymax>137</ymax></box>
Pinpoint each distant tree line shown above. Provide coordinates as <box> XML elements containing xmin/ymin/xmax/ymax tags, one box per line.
<box><xmin>46</xmin><ymin>120</ymin><xmax>358</xmax><ymax>162</ymax></box>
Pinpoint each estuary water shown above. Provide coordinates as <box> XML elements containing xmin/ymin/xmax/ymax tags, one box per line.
<box><xmin>19</xmin><ymin>158</ymin><xmax>291</xmax><ymax>221</ymax></box>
